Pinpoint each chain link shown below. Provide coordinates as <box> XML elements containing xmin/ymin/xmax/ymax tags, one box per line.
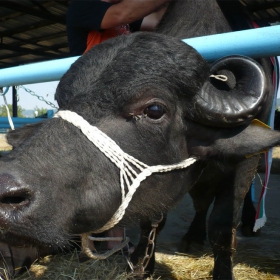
<box><xmin>18</xmin><ymin>85</ymin><xmax>58</xmax><ymax>109</ymax></box>
<box><xmin>141</xmin><ymin>226</ymin><xmax>156</xmax><ymax>271</ymax></box>
<box><xmin>125</xmin><ymin>214</ymin><xmax>163</xmax><ymax>276</ymax></box>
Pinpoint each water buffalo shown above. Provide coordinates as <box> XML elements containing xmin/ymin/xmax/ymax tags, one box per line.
<box><xmin>0</xmin><ymin>31</ymin><xmax>279</xmax><ymax>280</ymax></box>
<box><xmin>0</xmin><ymin>0</ymin><xmax>279</xmax><ymax>279</ymax></box>
<box><xmin>153</xmin><ymin>0</ymin><xmax>277</xmax><ymax>277</ymax></box>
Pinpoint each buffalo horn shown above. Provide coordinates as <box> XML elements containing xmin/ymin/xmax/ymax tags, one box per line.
<box><xmin>193</xmin><ymin>55</ymin><xmax>268</xmax><ymax>127</ymax></box>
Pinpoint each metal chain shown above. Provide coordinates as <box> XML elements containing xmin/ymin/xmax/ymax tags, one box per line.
<box><xmin>126</xmin><ymin>214</ymin><xmax>163</xmax><ymax>276</ymax></box>
<box><xmin>17</xmin><ymin>85</ymin><xmax>58</xmax><ymax>109</ymax></box>
<box><xmin>140</xmin><ymin>225</ymin><xmax>157</xmax><ymax>271</ymax></box>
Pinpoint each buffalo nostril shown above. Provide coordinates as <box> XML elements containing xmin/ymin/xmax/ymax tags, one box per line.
<box><xmin>0</xmin><ymin>174</ymin><xmax>31</xmax><ymax>208</ymax></box>
<box><xmin>0</xmin><ymin>191</ymin><xmax>30</xmax><ymax>206</ymax></box>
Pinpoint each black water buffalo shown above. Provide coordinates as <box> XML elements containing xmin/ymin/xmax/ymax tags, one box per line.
<box><xmin>0</xmin><ymin>0</ymin><xmax>277</xmax><ymax>279</ymax></box>
<box><xmin>0</xmin><ymin>32</ymin><xmax>279</xmax><ymax>279</ymax></box>
<box><xmin>153</xmin><ymin>0</ymin><xmax>277</xmax><ymax>277</ymax></box>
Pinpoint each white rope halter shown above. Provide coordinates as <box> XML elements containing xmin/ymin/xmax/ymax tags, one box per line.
<box><xmin>54</xmin><ymin>110</ymin><xmax>197</xmax><ymax>233</ymax></box>
<box><xmin>54</xmin><ymin>110</ymin><xmax>197</xmax><ymax>259</ymax></box>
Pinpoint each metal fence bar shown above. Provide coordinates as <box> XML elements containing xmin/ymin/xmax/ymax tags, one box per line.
<box><xmin>0</xmin><ymin>56</ymin><xmax>78</xmax><ymax>88</ymax></box>
<box><xmin>183</xmin><ymin>25</ymin><xmax>280</xmax><ymax>61</ymax></box>
<box><xmin>0</xmin><ymin>25</ymin><xmax>280</xmax><ymax>88</ymax></box>
<box><xmin>0</xmin><ymin>117</ymin><xmax>47</xmax><ymax>128</ymax></box>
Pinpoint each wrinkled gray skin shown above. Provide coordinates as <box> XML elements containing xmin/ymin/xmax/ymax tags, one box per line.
<box><xmin>0</xmin><ymin>1</ymin><xmax>279</xmax><ymax>280</ymax></box>
<box><xmin>0</xmin><ymin>31</ymin><xmax>279</xmax><ymax>280</ymax></box>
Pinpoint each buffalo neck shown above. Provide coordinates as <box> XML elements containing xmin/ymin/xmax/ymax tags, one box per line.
<box><xmin>156</xmin><ymin>0</ymin><xmax>232</xmax><ymax>39</ymax></box>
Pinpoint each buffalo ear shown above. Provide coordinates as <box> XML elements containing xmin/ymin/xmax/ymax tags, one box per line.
<box><xmin>187</xmin><ymin>121</ymin><xmax>280</xmax><ymax>159</ymax></box>
<box><xmin>6</xmin><ymin>122</ymin><xmax>43</xmax><ymax>148</ymax></box>
<box><xmin>215</xmin><ymin>122</ymin><xmax>280</xmax><ymax>158</ymax></box>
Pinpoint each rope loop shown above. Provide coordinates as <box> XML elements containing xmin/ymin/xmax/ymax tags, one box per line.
<box><xmin>210</xmin><ymin>74</ymin><xmax>228</xmax><ymax>82</ymax></box>
<box><xmin>2</xmin><ymin>95</ymin><xmax>14</xmax><ymax>130</ymax></box>
<box><xmin>0</xmin><ymin>87</ymin><xmax>10</xmax><ymax>96</ymax></box>
<box><xmin>81</xmin><ymin>233</ymin><xmax>130</xmax><ymax>260</ymax></box>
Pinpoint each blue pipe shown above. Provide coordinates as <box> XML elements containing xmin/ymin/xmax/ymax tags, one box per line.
<box><xmin>0</xmin><ymin>56</ymin><xmax>78</xmax><ymax>88</ymax></box>
<box><xmin>0</xmin><ymin>117</ymin><xmax>46</xmax><ymax>128</ymax></box>
<box><xmin>183</xmin><ymin>25</ymin><xmax>280</xmax><ymax>62</ymax></box>
<box><xmin>0</xmin><ymin>25</ymin><xmax>280</xmax><ymax>88</ymax></box>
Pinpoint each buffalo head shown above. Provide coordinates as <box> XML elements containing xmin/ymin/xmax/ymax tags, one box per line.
<box><xmin>0</xmin><ymin>32</ymin><xmax>278</xmax><ymax>251</ymax></box>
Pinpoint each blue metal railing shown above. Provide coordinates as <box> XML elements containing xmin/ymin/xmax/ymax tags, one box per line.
<box><xmin>0</xmin><ymin>25</ymin><xmax>279</xmax><ymax>88</ymax></box>
<box><xmin>0</xmin><ymin>25</ymin><xmax>279</xmax><ymax>132</ymax></box>
<box><xmin>0</xmin><ymin>110</ymin><xmax>55</xmax><ymax>133</ymax></box>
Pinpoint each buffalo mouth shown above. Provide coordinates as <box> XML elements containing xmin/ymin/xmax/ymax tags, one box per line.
<box><xmin>0</xmin><ymin>227</ymin><xmax>75</xmax><ymax>253</ymax></box>
<box><xmin>0</xmin><ymin>232</ymin><xmax>40</xmax><ymax>248</ymax></box>
<box><xmin>0</xmin><ymin>226</ymin><xmax>62</xmax><ymax>249</ymax></box>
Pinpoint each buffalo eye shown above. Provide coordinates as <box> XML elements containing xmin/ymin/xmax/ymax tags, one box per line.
<box><xmin>144</xmin><ymin>104</ymin><xmax>166</xmax><ymax>120</ymax></box>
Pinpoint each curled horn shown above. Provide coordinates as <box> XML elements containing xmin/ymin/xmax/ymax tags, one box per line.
<box><xmin>193</xmin><ymin>55</ymin><xmax>268</xmax><ymax>127</ymax></box>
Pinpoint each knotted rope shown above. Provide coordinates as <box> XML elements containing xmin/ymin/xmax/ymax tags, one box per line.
<box><xmin>54</xmin><ymin>110</ymin><xmax>197</xmax><ymax>258</ymax></box>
